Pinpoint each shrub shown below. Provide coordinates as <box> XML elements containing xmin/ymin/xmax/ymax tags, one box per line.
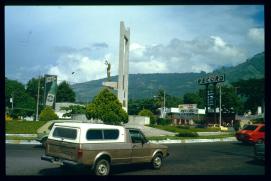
<box><xmin>176</xmin><ymin>125</ymin><xmax>190</xmax><ymax>129</ymax></box>
<box><xmin>251</xmin><ymin>118</ymin><xmax>264</xmax><ymax>124</ymax></box>
<box><xmin>138</xmin><ymin>109</ymin><xmax>156</xmax><ymax>125</ymax></box>
<box><xmin>193</xmin><ymin>120</ymin><xmax>207</xmax><ymax>125</ymax></box>
<box><xmin>156</xmin><ymin>118</ymin><xmax>172</xmax><ymax>125</ymax></box>
<box><xmin>5</xmin><ymin>114</ymin><xmax>12</xmax><ymax>121</ymax></box>
<box><xmin>39</xmin><ymin>106</ymin><xmax>58</xmax><ymax>121</ymax></box>
<box><xmin>176</xmin><ymin>131</ymin><xmax>198</xmax><ymax>137</ymax></box>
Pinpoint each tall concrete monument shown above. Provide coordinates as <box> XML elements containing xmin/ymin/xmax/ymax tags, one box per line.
<box><xmin>102</xmin><ymin>21</ymin><xmax>130</xmax><ymax>112</ymax></box>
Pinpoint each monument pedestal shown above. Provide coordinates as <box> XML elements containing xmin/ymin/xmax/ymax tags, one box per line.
<box><xmin>102</xmin><ymin>82</ymin><xmax>118</xmax><ymax>90</ymax></box>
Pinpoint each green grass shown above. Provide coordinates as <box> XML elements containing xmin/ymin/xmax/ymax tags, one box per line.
<box><xmin>148</xmin><ymin>125</ymin><xmax>221</xmax><ymax>133</ymax></box>
<box><xmin>5</xmin><ymin>120</ymin><xmax>47</xmax><ymax>134</ymax></box>
<box><xmin>6</xmin><ymin>136</ymin><xmax>37</xmax><ymax>140</ymax></box>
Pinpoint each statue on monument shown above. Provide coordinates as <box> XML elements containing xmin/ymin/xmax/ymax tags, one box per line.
<box><xmin>105</xmin><ymin>60</ymin><xmax>111</xmax><ymax>81</ymax></box>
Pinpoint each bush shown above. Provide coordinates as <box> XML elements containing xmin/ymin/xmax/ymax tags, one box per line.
<box><xmin>156</xmin><ymin>118</ymin><xmax>172</xmax><ymax>125</ymax></box>
<box><xmin>193</xmin><ymin>120</ymin><xmax>207</xmax><ymax>125</ymax></box>
<box><xmin>39</xmin><ymin>106</ymin><xmax>58</xmax><ymax>121</ymax></box>
<box><xmin>5</xmin><ymin>114</ymin><xmax>12</xmax><ymax>121</ymax></box>
<box><xmin>176</xmin><ymin>125</ymin><xmax>190</xmax><ymax>129</ymax></box>
<box><xmin>251</xmin><ymin>118</ymin><xmax>264</xmax><ymax>124</ymax></box>
<box><xmin>138</xmin><ymin>109</ymin><xmax>156</xmax><ymax>125</ymax></box>
<box><xmin>176</xmin><ymin>131</ymin><xmax>198</xmax><ymax>137</ymax></box>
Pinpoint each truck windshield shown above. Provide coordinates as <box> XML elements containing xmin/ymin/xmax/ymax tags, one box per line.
<box><xmin>53</xmin><ymin>127</ymin><xmax>77</xmax><ymax>140</ymax></box>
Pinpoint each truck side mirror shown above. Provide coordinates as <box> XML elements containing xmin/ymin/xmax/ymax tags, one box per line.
<box><xmin>141</xmin><ymin>139</ymin><xmax>145</xmax><ymax>145</ymax></box>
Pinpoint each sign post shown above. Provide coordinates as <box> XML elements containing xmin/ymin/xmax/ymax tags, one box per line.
<box><xmin>44</xmin><ymin>75</ymin><xmax>57</xmax><ymax>109</ymax></box>
<box><xmin>198</xmin><ymin>74</ymin><xmax>225</xmax><ymax>124</ymax></box>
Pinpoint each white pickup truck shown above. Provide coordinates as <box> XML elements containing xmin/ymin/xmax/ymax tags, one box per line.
<box><xmin>41</xmin><ymin>123</ymin><xmax>169</xmax><ymax>176</ymax></box>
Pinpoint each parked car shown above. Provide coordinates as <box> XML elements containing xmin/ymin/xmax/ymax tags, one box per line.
<box><xmin>254</xmin><ymin>141</ymin><xmax>265</xmax><ymax>161</ymax></box>
<box><xmin>235</xmin><ymin>124</ymin><xmax>265</xmax><ymax>144</ymax></box>
<box><xmin>36</xmin><ymin>119</ymin><xmax>87</xmax><ymax>147</ymax></box>
<box><xmin>41</xmin><ymin>123</ymin><xmax>169</xmax><ymax>176</ymax></box>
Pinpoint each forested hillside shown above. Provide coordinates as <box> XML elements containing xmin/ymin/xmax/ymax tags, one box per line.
<box><xmin>71</xmin><ymin>52</ymin><xmax>264</xmax><ymax>103</ymax></box>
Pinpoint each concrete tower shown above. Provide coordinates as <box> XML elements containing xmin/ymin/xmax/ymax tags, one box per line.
<box><xmin>102</xmin><ymin>21</ymin><xmax>130</xmax><ymax>112</ymax></box>
<box><xmin>118</xmin><ymin>21</ymin><xmax>130</xmax><ymax>112</ymax></box>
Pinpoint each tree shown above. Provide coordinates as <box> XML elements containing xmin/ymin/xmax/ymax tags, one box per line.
<box><xmin>218</xmin><ymin>85</ymin><xmax>244</xmax><ymax>115</ymax></box>
<box><xmin>26</xmin><ymin>77</ymin><xmax>45</xmax><ymax>106</ymax></box>
<box><xmin>5</xmin><ymin>78</ymin><xmax>36</xmax><ymax>118</ymax></box>
<box><xmin>39</xmin><ymin>106</ymin><xmax>58</xmax><ymax>121</ymax></box>
<box><xmin>166</xmin><ymin>95</ymin><xmax>183</xmax><ymax>108</ymax></box>
<box><xmin>56</xmin><ymin>81</ymin><xmax>76</xmax><ymax>102</ymax></box>
<box><xmin>154</xmin><ymin>89</ymin><xmax>166</xmax><ymax>108</ymax></box>
<box><xmin>138</xmin><ymin>109</ymin><xmax>156</xmax><ymax>125</ymax></box>
<box><xmin>232</xmin><ymin>78</ymin><xmax>264</xmax><ymax>114</ymax></box>
<box><xmin>60</xmin><ymin>105</ymin><xmax>86</xmax><ymax>117</ymax></box>
<box><xmin>86</xmin><ymin>88</ymin><xmax>128</xmax><ymax>125</ymax></box>
<box><xmin>183</xmin><ymin>92</ymin><xmax>204</xmax><ymax>108</ymax></box>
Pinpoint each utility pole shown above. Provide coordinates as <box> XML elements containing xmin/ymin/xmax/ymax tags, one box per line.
<box><xmin>219</xmin><ymin>84</ymin><xmax>222</xmax><ymax>127</ymax></box>
<box><xmin>36</xmin><ymin>76</ymin><xmax>41</xmax><ymax>121</ymax></box>
<box><xmin>43</xmin><ymin>75</ymin><xmax>46</xmax><ymax>106</ymax></box>
<box><xmin>163</xmin><ymin>90</ymin><xmax>166</xmax><ymax>118</ymax></box>
<box><xmin>11</xmin><ymin>92</ymin><xmax>14</xmax><ymax>111</ymax></box>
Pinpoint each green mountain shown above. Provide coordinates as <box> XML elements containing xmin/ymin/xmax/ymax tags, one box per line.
<box><xmin>71</xmin><ymin>52</ymin><xmax>264</xmax><ymax>103</ymax></box>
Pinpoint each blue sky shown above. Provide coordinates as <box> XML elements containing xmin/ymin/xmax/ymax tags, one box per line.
<box><xmin>5</xmin><ymin>5</ymin><xmax>264</xmax><ymax>84</ymax></box>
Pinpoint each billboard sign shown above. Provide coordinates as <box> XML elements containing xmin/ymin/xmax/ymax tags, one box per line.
<box><xmin>198</xmin><ymin>74</ymin><xmax>225</xmax><ymax>85</ymax></box>
<box><xmin>178</xmin><ymin>104</ymin><xmax>197</xmax><ymax>114</ymax></box>
<box><xmin>44</xmin><ymin>75</ymin><xmax>57</xmax><ymax>108</ymax></box>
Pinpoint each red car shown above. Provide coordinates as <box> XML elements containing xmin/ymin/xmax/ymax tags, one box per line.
<box><xmin>235</xmin><ymin>124</ymin><xmax>265</xmax><ymax>144</ymax></box>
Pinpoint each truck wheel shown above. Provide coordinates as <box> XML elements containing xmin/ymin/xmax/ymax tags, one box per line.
<box><xmin>94</xmin><ymin>159</ymin><xmax>110</xmax><ymax>176</ymax></box>
<box><xmin>151</xmin><ymin>153</ymin><xmax>163</xmax><ymax>169</ymax></box>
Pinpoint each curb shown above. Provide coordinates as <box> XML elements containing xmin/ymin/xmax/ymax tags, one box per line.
<box><xmin>149</xmin><ymin>137</ymin><xmax>237</xmax><ymax>144</ymax></box>
<box><xmin>6</xmin><ymin>140</ymin><xmax>41</xmax><ymax>145</ymax></box>
<box><xmin>6</xmin><ymin>134</ymin><xmax>37</xmax><ymax>137</ymax></box>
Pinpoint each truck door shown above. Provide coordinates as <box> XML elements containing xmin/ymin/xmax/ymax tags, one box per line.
<box><xmin>128</xmin><ymin>129</ymin><xmax>151</xmax><ymax>163</ymax></box>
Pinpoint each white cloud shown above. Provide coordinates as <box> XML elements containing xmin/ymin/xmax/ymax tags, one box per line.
<box><xmin>48</xmin><ymin>53</ymin><xmax>116</xmax><ymax>84</ymax></box>
<box><xmin>211</xmin><ymin>36</ymin><xmax>227</xmax><ymax>48</ymax></box>
<box><xmin>248</xmin><ymin>28</ymin><xmax>264</xmax><ymax>43</ymax></box>
<box><xmin>129</xmin><ymin>36</ymin><xmax>246</xmax><ymax>74</ymax></box>
<box><xmin>48</xmin><ymin>35</ymin><xmax>248</xmax><ymax>83</ymax></box>
<box><xmin>130</xmin><ymin>60</ymin><xmax>167</xmax><ymax>74</ymax></box>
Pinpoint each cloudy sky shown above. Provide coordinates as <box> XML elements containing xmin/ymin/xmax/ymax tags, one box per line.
<box><xmin>5</xmin><ymin>5</ymin><xmax>264</xmax><ymax>84</ymax></box>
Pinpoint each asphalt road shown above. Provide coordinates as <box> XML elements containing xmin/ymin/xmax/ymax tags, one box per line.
<box><xmin>5</xmin><ymin>142</ymin><xmax>265</xmax><ymax>175</ymax></box>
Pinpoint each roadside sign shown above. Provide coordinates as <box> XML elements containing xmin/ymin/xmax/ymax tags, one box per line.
<box><xmin>198</xmin><ymin>74</ymin><xmax>225</xmax><ymax>85</ymax></box>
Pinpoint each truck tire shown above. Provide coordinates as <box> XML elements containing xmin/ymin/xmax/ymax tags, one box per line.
<box><xmin>94</xmin><ymin>159</ymin><xmax>110</xmax><ymax>176</ymax></box>
<box><xmin>151</xmin><ymin>153</ymin><xmax>163</xmax><ymax>169</ymax></box>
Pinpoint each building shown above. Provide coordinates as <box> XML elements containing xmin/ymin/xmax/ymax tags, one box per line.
<box><xmin>159</xmin><ymin>104</ymin><xmax>205</xmax><ymax>125</ymax></box>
